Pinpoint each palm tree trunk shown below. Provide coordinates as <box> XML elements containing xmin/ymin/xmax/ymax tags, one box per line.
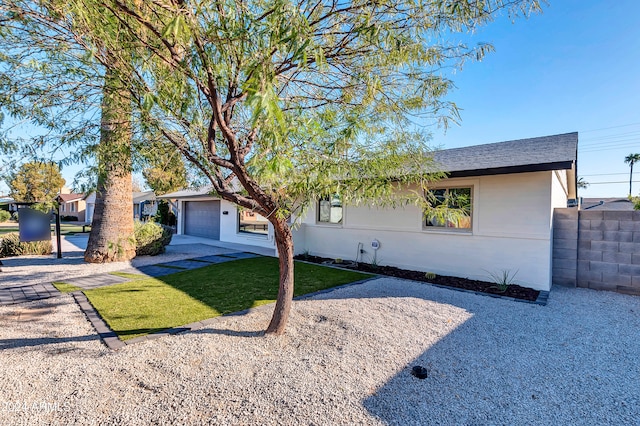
<box><xmin>630</xmin><ymin>162</ymin><xmax>634</xmax><ymax>196</ymax></box>
<box><xmin>84</xmin><ymin>68</ymin><xmax>135</xmax><ymax>263</ymax></box>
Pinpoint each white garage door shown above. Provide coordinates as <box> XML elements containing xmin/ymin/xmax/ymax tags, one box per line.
<box><xmin>184</xmin><ymin>201</ymin><xmax>220</xmax><ymax>239</ymax></box>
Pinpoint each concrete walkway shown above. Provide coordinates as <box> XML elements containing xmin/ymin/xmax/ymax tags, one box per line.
<box><xmin>0</xmin><ymin>234</ymin><xmax>273</xmax><ymax>305</ymax></box>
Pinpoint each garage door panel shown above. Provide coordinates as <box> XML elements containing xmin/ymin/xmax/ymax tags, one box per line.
<box><xmin>184</xmin><ymin>201</ymin><xmax>220</xmax><ymax>239</ymax></box>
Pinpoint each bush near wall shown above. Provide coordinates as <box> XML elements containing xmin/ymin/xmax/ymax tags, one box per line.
<box><xmin>0</xmin><ymin>233</ymin><xmax>53</xmax><ymax>258</ymax></box>
<box><xmin>60</xmin><ymin>215</ymin><xmax>79</xmax><ymax>222</ymax></box>
<box><xmin>135</xmin><ymin>221</ymin><xmax>173</xmax><ymax>256</ymax></box>
<box><xmin>0</xmin><ymin>210</ymin><xmax>10</xmax><ymax>223</ymax></box>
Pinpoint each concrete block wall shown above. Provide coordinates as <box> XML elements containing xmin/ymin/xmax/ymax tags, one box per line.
<box><xmin>553</xmin><ymin>208</ymin><xmax>640</xmax><ymax>295</ymax></box>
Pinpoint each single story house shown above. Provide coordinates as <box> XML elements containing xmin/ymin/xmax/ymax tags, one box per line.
<box><xmin>581</xmin><ymin>198</ymin><xmax>634</xmax><ymax>211</ymax></box>
<box><xmin>160</xmin><ymin>132</ymin><xmax>578</xmax><ymax>292</ymax></box>
<box><xmin>84</xmin><ymin>190</ymin><xmax>158</xmax><ymax>224</ymax></box>
<box><xmin>133</xmin><ymin>191</ymin><xmax>158</xmax><ymax>221</ymax></box>
<box><xmin>0</xmin><ymin>197</ymin><xmax>17</xmax><ymax>213</ymax></box>
<box><xmin>58</xmin><ymin>193</ymin><xmax>87</xmax><ymax>222</ymax></box>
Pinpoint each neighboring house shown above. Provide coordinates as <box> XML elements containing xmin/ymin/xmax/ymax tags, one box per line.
<box><xmin>0</xmin><ymin>197</ymin><xmax>17</xmax><ymax>213</ymax></box>
<box><xmin>581</xmin><ymin>198</ymin><xmax>634</xmax><ymax>211</ymax></box>
<box><xmin>133</xmin><ymin>191</ymin><xmax>158</xmax><ymax>221</ymax></box>
<box><xmin>85</xmin><ymin>191</ymin><xmax>159</xmax><ymax>224</ymax></box>
<box><xmin>84</xmin><ymin>192</ymin><xmax>96</xmax><ymax>224</ymax></box>
<box><xmin>160</xmin><ymin>132</ymin><xmax>578</xmax><ymax>292</ymax></box>
<box><xmin>58</xmin><ymin>193</ymin><xmax>86</xmax><ymax>222</ymax></box>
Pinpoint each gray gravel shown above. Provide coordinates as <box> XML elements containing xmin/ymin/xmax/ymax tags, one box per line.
<box><xmin>0</xmin><ymin>277</ymin><xmax>639</xmax><ymax>425</ymax></box>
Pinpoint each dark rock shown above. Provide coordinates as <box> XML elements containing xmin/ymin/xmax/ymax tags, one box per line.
<box><xmin>411</xmin><ymin>366</ymin><xmax>428</xmax><ymax>379</ymax></box>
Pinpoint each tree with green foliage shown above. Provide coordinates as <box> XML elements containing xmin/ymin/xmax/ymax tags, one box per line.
<box><xmin>8</xmin><ymin>161</ymin><xmax>65</xmax><ymax>205</ymax></box>
<box><xmin>141</xmin><ymin>140</ymin><xmax>188</xmax><ymax>195</ymax></box>
<box><xmin>0</xmin><ymin>2</ymin><xmax>136</xmax><ymax>263</ymax></box>
<box><xmin>1</xmin><ymin>0</ymin><xmax>543</xmax><ymax>334</ymax></box>
<box><xmin>624</xmin><ymin>153</ymin><xmax>640</xmax><ymax>196</ymax></box>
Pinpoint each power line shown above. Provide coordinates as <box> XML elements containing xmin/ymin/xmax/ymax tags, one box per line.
<box><xmin>580</xmin><ymin>137</ymin><xmax>640</xmax><ymax>148</ymax></box>
<box><xmin>580</xmin><ymin>130</ymin><xmax>640</xmax><ymax>142</ymax></box>
<box><xmin>579</xmin><ymin>122</ymin><xmax>640</xmax><ymax>133</ymax></box>
<box><xmin>585</xmin><ymin>180</ymin><xmax>640</xmax><ymax>185</ymax></box>
<box><xmin>581</xmin><ymin>172</ymin><xmax>629</xmax><ymax>177</ymax></box>
<box><xmin>580</xmin><ymin>144</ymin><xmax>640</xmax><ymax>153</ymax></box>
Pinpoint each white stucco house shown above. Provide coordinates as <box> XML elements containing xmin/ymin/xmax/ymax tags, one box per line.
<box><xmin>159</xmin><ymin>132</ymin><xmax>578</xmax><ymax>292</ymax></box>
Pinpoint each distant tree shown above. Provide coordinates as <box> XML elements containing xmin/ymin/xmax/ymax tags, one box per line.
<box><xmin>141</xmin><ymin>141</ymin><xmax>188</xmax><ymax>195</ymax></box>
<box><xmin>624</xmin><ymin>153</ymin><xmax>640</xmax><ymax>196</ymax></box>
<box><xmin>577</xmin><ymin>177</ymin><xmax>589</xmax><ymax>190</ymax></box>
<box><xmin>131</xmin><ymin>176</ymin><xmax>144</xmax><ymax>193</ymax></box>
<box><xmin>9</xmin><ymin>161</ymin><xmax>65</xmax><ymax>205</ymax></box>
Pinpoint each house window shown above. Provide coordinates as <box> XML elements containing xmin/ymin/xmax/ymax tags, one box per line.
<box><xmin>318</xmin><ymin>195</ymin><xmax>342</xmax><ymax>224</ymax></box>
<box><xmin>424</xmin><ymin>187</ymin><xmax>472</xmax><ymax>230</ymax></box>
<box><xmin>70</xmin><ymin>203</ymin><xmax>75</xmax><ymax>212</ymax></box>
<box><xmin>61</xmin><ymin>204</ymin><xmax>65</xmax><ymax>212</ymax></box>
<box><xmin>238</xmin><ymin>210</ymin><xmax>268</xmax><ymax>236</ymax></box>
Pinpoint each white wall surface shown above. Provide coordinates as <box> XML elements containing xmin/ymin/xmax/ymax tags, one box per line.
<box><xmin>219</xmin><ymin>200</ymin><xmax>275</xmax><ymax>249</ymax></box>
<box><xmin>293</xmin><ymin>172</ymin><xmax>560</xmax><ymax>291</ymax></box>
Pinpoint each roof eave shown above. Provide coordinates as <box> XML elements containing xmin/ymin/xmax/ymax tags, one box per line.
<box><xmin>446</xmin><ymin>160</ymin><xmax>575</xmax><ymax>179</ymax></box>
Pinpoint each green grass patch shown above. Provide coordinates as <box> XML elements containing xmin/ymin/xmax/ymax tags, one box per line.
<box><xmin>109</xmin><ymin>271</ymin><xmax>147</xmax><ymax>279</ymax></box>
<box><xmin>84</xmin><ymin>256</ymin><xmax>372</xmax><ymax>340</ymax></box>
<box><xmin>53</xmin><ymin>282</ymin><xmax>83</xmax><ymax>293</ymax></box>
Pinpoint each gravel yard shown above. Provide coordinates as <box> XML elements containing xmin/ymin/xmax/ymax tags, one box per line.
<box><xmin>1</xmin><ymin>275</ymin><xmax>639</xmax><ymax>425</ymax></box>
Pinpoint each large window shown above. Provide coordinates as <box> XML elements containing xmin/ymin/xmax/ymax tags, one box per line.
<box><xmin>238</xmin><ymin>210</ymin><xmax>268</xmax><ymax>236</ymax></box>
<box><xmin>424</xmin><ymin>187</ymin><xmax>472</xmax><ymax>230</ymax></box>
<box><xmin>318</xmin><ymin>195</ymin><xmax>343</xmax><ymax>224</ymax></box>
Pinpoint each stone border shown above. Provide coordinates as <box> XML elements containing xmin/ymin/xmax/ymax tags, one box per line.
<box><xmin>72</xmin><ymin>291</ymin><xmax>125</xmax><ymax>350</ymax></box>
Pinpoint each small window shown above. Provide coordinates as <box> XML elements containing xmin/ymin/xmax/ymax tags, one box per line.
<box><xmin>71</xmin><ymin>203</ymin><xmax>75</xmax><ymax>212</ymax></box>
<box><xmin>238</xmin><ymin>210</ymin><xmax>268</xmax><ymax>236</ymax></box>
<box><xmin>61</xmin><ymin>204</ymin><xmax>65</xmax><ymax>212</ymax></box>
<box><xmin>318</xmin><ymin>195</ymin><xmax>342</xmax><ymax>224</ymax></box>
<box><xmin>424</xmin><ymin>187</ymin><xmax>472</xmax><ymax>230</ymax></box>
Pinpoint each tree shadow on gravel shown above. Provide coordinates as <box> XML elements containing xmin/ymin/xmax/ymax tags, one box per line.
<box><xmin>330</xmin><ymin>282</ymin><xmax>640</xmax><ymax>425</ymax></box>
<box><xmin>0</xmin><ymin>334</ymin><xmax>101</xmax><ymax>350</ymax></box>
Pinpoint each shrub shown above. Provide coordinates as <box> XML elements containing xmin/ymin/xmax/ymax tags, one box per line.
<box><xmin>11</xmin><ymin>211</ymin><xmax>19</xmax><ymax>222</ymax></box>
<box><xmin>135</xmin><ymin>221</ymin><xmax>173</xmax><ymax>256</ymax></box>
<box><xmin>0</xmin><ymin>210</ymin><xmax>10</xmax><ymax>223</ymax></box>
<box><xmin>0</xmin><ymin>232</ymin><xmax>53</xmax><ymax>258</ymax></box>
<box><xmin>155</xmin><ymin>200</ymin><xmax>177</xmax><ymax>227</ymax></box>
<box><xmin>60</xmin><ymin>215</ymin><xmax>79</xmax><ymax>222</ymax></box>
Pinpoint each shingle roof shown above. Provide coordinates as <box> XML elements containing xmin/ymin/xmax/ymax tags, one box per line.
<box><xmin>432</xmin><ymin>132</ymin><xmax>578</xmax><ymax>177</ymax></box>
<box><xmin>132</xmin><ymin>191</ymin><xmax>156</xmax><ymax>203</ymax></box>
<box><xmin>58</xmin><ymin>193</ymin><xmax>84</xmax><ymax>203</ymax></box>
<box><xmin>157</xmin><ymin>186</ymin><xmax>215</xmax><ymax>199</ymax></box>
<box><xmin>582</xmin><ymin>198</ymin><xmax>634</xmax><ymax>211</ymax></box>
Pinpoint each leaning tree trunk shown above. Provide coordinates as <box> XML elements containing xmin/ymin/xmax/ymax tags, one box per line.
<box><xmin>265</xmin><ymin>216</ymin><xmax>295</xmax><ymax>335</ymax></box>
<box><xmin>84</xmin><ymin>68</ymin><xmax>135</xmax><ymax>263</ymax></box>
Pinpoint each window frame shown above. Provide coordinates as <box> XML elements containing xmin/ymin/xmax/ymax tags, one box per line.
<box><xmin>423</xmin><ymin>185</ymin><xmax>474</xmax><ymax>233</ymax></box>
<box><xmin>237</xmin><ymin>209</ymin><xmax>269</xmax><ymax>237</ymax></box>
<box><xmin>316</xmin><ymin>194</ymin><xmax>343</xmax><ymax>225</ymax></box>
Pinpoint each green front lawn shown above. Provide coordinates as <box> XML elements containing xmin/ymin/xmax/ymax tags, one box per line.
<box><xmin>0</xmin><ymin>223</ymin><xmax>90</xmax><ymax>235</ymax></box>
<box><xmin>84</xmin><ymin>257</ymin><xmax>372</xmax><ymax>340</ymax></box>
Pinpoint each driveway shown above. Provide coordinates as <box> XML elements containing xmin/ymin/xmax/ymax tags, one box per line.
<box><xmin>0</xmin><ymin>234</ymin><xmax>276</xmax><ymax>304</ymax></box>
<box><xmin>0</xmin><ymin>277</ymin><xmax>638</xmax><ymax>425</ymax></box>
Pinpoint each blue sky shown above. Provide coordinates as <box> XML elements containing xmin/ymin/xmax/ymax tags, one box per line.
<box><xmin>2</xmin><ymin>1</ymin><xmax>639</xmax><ymax>198</ymax></box>
<box><xmin>430</xmin><ymin>0</ymin><xmax>640</xmax><ymax>198</ymax></box>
